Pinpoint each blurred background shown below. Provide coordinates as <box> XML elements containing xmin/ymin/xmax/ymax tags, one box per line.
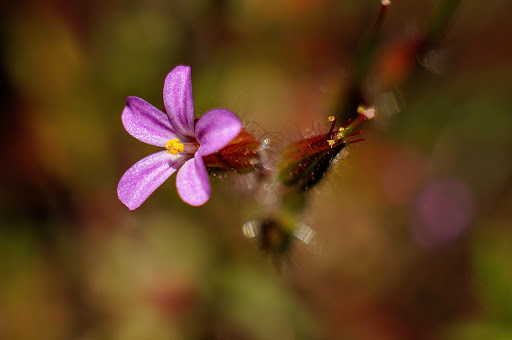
<box><xmin>1</xmin><ymin>0</ymin><xmax>512</xmax><ymax>339</ymax></box>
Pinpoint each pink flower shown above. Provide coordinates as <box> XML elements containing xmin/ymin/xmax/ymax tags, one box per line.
<box><xmin>117</xmin><ymin>66</ymin><xmax>242</xmax><ymax>209</ymax></box>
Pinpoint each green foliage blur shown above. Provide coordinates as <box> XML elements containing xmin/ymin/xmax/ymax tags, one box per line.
<box><xmin>1</xmin><ymin>0</ymin><xmax>512</xmax><ymax>339</ymax></box>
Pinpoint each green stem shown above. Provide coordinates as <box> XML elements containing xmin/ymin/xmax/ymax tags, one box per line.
<box><xmin>339</xmin><ymin>1</ymin><xmax>390</xmax><ymax>121</ymax></box>
<box><xmin>426</xmin><ymin>0</ymin><xmax>461</xmax><ymax>42</ymax></box>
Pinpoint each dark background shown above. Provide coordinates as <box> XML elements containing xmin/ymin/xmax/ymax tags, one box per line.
<box><xmin>1</xmin><ymin>0</ymin><xmax>512</xmax><ymax>339</ymax></box>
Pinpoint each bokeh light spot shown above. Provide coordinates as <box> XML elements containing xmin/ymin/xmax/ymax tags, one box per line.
<box><xmin>411</xmin><ymin>177</ymin><xmax>474</xmax><ymax>249</ymax></box>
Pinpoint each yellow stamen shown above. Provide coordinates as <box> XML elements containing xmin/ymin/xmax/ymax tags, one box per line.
<box><xmin>327</xmin><ymin>139</ymin><xmax>335</xmax><ymax>147</ymax></box>
<box><xmin>165</xmin><ymin>138</ymin><xmax>184</xmax><ymax>155</ymax></box>
<box><xmin>328</xmin><ymin>116</ymin><xmax>336</xmax><ymax>122</ymax></box>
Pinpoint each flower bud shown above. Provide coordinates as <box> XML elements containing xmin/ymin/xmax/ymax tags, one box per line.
<box><xmin>277</xmin><ymin>107</ymin><xmax>373</xmax><ymax>192</ymax></box>
<box><xmin>277</xmin><ymin>130</ymin><xmax>346</xmax><ymax>191</ymax></box>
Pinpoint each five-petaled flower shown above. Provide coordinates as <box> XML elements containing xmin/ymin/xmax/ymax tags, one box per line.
<box><xmin>117</xmin><ymin>66</ymin><xmax>242</xmax><ymax>209</ymax></box>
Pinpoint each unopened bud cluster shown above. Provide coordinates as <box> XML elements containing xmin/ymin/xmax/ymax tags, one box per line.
<box><xmin>210</xmin><ymin>105</ymin><xmax>375</xmax><ymax>194</ymax></box>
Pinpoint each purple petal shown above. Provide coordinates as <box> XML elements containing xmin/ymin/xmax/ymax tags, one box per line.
<box><xmin>195</xmin><ymin>109</ymin><xmax>242</xmax><ymax>156</ymax></box>
<box><xmin>118</xmin><ymin>151</ymin><xmax>188</xmax><ymax>210</ymax></box>
<box><xmin>176</xmin><ymin>152</ymin><xmax>211</xmax><ymax>206</ymax></box>
<box><xmin>122</xmin><ymin>96</ymin><xmax>178</xmax><ymax>147</ymax></box>
<box><xmin>163</xmin><ymin>66</ymin><xmax>195</xmax><ymax>137</ymax></box>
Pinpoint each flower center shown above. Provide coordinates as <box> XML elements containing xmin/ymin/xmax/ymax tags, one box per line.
<box><xmin>165</xmin><ymin>139</ymin><xmax>185</xmax><ymax>155</ymax></box>
<box><xmin>165</xmin><ymin>138</ymin><xmax>199</xmax><ymax>155</ymax></box>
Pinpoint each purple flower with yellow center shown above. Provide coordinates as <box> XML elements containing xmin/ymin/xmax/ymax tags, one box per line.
<box><xmin>117</xmin><ymin>66</ymin><xmax>242</xmax><ymax>209</ymax></box>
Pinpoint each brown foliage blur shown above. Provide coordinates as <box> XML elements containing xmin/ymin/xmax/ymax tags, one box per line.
<box><xmin>1</xmin><ymin>0</ymin><xmax>512</xmax><ymax>339</ymax></box>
